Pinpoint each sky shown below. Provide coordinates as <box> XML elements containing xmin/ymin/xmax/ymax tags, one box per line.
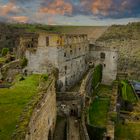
<box><xmin>0</xmin><ymin>0</ymin><xmax>140</xmax><ymax>25</ymax></box>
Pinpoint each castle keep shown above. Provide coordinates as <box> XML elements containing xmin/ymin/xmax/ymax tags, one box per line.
<box><xmin>18</xmin><ymin>31</ymin><xmax>118</xmax><ymax>91</ymax></box>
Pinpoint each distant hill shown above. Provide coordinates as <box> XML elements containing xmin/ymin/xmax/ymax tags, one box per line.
<box><xmin>96</xmin><ymin>22</ymin><xmax>140</xmax><ymax>80</ymax></box>
<box><xmin>6</xmin><ymin>23</ymin><xmax>107</xmax><ymax>39</ymax></box>
<box><xmin>0</xmin><ymin>23</ymin><xmax>107</xmax><ymax>51</ymax></box>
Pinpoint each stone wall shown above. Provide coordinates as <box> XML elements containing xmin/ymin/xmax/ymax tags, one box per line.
<box><xmin>89</xmin><ymin>45</ymin><xmax>118</xmax><ymax>85</ymax></box>
<box><xmin>25</xmin><ymin>76</ymin><xmax>57</xmax><ymax>140</ymax></box>
<box><xmin>22</xmin><ymin>32</ymin><xmax>89</xmax><ymax>91</ymax></box>
<box><xmin>105</xmin><ymin>82</ymin><xmax>118</xmax><ymax>140</ymax></box>
<box><xmin>25</xmin><ymin>47</ymin><xmax>55</xmax><ymax>74</ymax></box>
<box><xmin>0</xmin><ymin>59</ymin><xmax>21</xmax><ymax>81</ymax></box>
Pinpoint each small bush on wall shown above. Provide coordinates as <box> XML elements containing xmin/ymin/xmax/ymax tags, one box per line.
<box><xmin>1</xmin><ymin>48</ymin><xmax>9</xmax><ymax>56</ymax></box>
<box><xmin>20</xmin><ymin>57</ymin><xmax>28</xmax><ymax>68</ymax></box>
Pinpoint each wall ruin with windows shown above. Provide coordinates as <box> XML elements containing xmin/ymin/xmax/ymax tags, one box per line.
<box><xmin>89</xmin><ymin>45</ymin><xmax>118</xmax><ymax>84</ymax></box>
<box><xmin>21</xmin><ymin>32</ymin><xmax>89</xmax><ymax>91</ymax></box>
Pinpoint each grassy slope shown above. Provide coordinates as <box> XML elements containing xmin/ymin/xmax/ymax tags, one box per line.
<box><xmin>0</xmin><ymin>75</ymin><xmax>40</xmax><ymax>140</ymax></box>
<box><xmin>89</xmin><ymin>98</ymin><xmax>110</xmax><ymax>127</ymax></box>
<box><xmin>97</xmin><ymin>22</ymin><xmax>140</xmax><ymax>41</ymax></box>
<box><xmin>121</xmin><ymin>80</ymin><xmax>137</xmax><ymax>103</ymax></box>
<box><xmin>115</xmin><ymin>122</ymin><xmax>140</xmax><ymax>140</ymax></box>
<box><xmin>96</xmin><ymin>22</ymin><xmax>140</xmax><ymax>79</ymax></box>
<box><xmin>89</xmin><ymin>85</ymin><xmax>111</xmax><ymax>127</ymax></box>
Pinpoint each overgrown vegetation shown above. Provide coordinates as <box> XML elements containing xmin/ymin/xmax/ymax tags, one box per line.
<box><xmin>0</xmin><ymin>57</ymin><xmax>6</xmax><ymax>65</ymax></box>
<box><xmin>93</xmin><ymin>84</ymin><xmax>112</xmax><ymax>97</ymax></box>
<box><xmin>0</xmin><ymin>75</ymin><xmax>41</xmax><ymax>140</ymax></box>
<box><xmin>92</xmin><ymin>64</ymin><xmax>103</xmax><ymax>89</ymax></box>
<box><xmin>20</xmin><ymin>57</ymin><xmax>28</xmax><ymax>68</ymax></box>
<box><xmin>41</xmin><ymin>74</ymin><xmax>49</xmax><ymax>81</ymax></box>
<box><xmin>87</xmin><ymin>124</ymin><xmax>106</xmax><ymax>140</ymax></box>
<box><xmin>120</xmin><ymin>80</ymin><xmax>138</xmax><ymax>103</ymax></box>
<box><xmin>115</xmin><ymin>122</ymin><xmax>140</xmax><ymax>140</ymax></box>
<box><xmin>1</xmin><ymin>48</ymin><xmax>9</xmax><ymax>56</ymax></box>
<box><xmin>88</xmin><ymin>84</ymin><xmax>112</xmax><ymax>139</ymax></box>
<box><xmin>88</xmin><ymin>98</ymin><xmax>110</xmax><ymax>127</ymax></box>
<box><xmin>97</xmin><ymin>22</ymin><xmax>140</xmax><ymax>41</ymax></box>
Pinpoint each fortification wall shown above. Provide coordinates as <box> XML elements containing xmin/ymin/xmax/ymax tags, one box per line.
<box><xmin>12</xmin><ymin>75</ymin><xmax>57</xmax><ymax>140</ymax></box>
<box><xmin>25</xmin><ymin>77</ymin><xmax>57</xmax><ymax>140</ymax></box>
<box><xmin>89</xmin><ymin>46</ymin><xmax>118</xmax><ymax>85</ymax></box>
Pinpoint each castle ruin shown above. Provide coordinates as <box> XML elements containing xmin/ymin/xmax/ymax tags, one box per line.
<box><xmin>18</xmin><ymin>31</ymin><xmax>118</xmax><ymax>91</ymax></box>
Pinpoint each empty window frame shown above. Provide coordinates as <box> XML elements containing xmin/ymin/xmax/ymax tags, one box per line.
<box><xmin>65</xmin><ymin>66</ymin><xmax>67</xmax><ymax>74</ymax></box>
<box><xmin>100</xmin><ymin>52</ymin><xmax>105</xmax><ymax>59</ymax></box>
<box><xmin>46</xmin><ymin>36</ymin><xmax>49</xmax><ymax>46</ymax></box>
<box><xmin>70</xmin><ymin>50</ymin><xmax>72</xmax><ymax>55</ymax></box>
<box><xmin>64</xmin><ymin>52</ymin><xmax>66</xmax><ymax>57</ymax></box>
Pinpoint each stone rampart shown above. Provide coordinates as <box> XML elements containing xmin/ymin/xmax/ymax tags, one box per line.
<box><xmin>13</xmin><ymin>75</ymin><xmax>57</xmax><ymax>140</ymax></box>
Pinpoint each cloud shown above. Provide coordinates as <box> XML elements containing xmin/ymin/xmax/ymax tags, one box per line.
<box><xmin>0</xmin><ymin>2</ymin><xmax>21</xmax><ymax>16</ymax></box>
<box><xmin>10</xmin><ymin>16</ymin><xmax>29</xmax><ymax>23</ymax></box>
<box><xmin>91</xmin><ymin>0</ymin><xmax>113</xmax><ymax>16</ymax></box>
<box><xmin>0</xmin><ymin>0</ymin><xmax>139</xmax><ymax>25</ymax></box>
<box><xmin>39</xmin><ymin>0</ymin><xmax>72</xmax><ymax>15</ymax></box>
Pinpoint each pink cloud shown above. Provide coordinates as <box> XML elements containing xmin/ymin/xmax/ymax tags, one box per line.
<box><xmin>0</xmin><ymin>2</ymin><xmax>21</xmax><ymax>16</ymax></box>
<box><xmin>39</xmin><ymin>0</ymin><xmax>72</xmax><ymax>15</ymax></box>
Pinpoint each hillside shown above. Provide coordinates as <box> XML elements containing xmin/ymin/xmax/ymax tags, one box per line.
<box><xmin>0</xmin><ymin>23</ymin><xmax>107</xmax><ymax>52</ymax></box>
<box><xmin>96</xmin><ymin>22</ymin><xmax>140</xmax><ymax>80</ymax></box>
<box><xmin>10</xmin><ymin>23</ymin><xmax>107</xmax><ymax>39</ymax></box>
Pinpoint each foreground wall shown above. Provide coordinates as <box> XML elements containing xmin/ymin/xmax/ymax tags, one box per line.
<box><xmin>25</xmin><ymin>77</ymin><xmax>57</xmax><ymax>140</ymax></box>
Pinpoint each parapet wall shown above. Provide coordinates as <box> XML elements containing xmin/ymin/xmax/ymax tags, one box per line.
<box><xmin>78</xmin><ymin>69</ymin><xmax>95</xmax><ymax>140</ymax></box>
<box><xmin>13</xmin><ymin>75</ymin><xmax>57</xmax><ymax>140</ymax></box>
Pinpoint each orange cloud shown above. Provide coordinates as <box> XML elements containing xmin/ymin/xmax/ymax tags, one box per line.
<box><xmin>92</xmin><ymin>0</ymin><xmax>113</xmax><ymax>16</ymax></box>
<box><xmin>39</xmin><ymin>0</ymin><xmax>72</xmax><ymax>15</ymax></box>
<box><xmin>11</xmin><ymin>16</ymin><xmax>29</xmax><ymax>23</ymax></box>
<box><xmin>0</xmin><ymin>2</ymin><xmax>21</xmax><ymax>16</ymax></box>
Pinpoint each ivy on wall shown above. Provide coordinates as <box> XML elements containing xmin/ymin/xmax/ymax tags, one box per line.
<box><xmin>92</xmin><ymin>64</ymin><xmax>103</xmax><ymax>89</ymax></box>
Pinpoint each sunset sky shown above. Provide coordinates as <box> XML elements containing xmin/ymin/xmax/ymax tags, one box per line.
<box><xmin>0</xmin><ymin>0</ymin><xmax>140</xmax><ymax>25</ymax></box>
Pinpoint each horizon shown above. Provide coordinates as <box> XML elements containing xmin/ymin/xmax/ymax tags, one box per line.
<box><xmin>0</xmin><ymin>0</ymin><xmax>140</xmax><ymax>26</ymax></box>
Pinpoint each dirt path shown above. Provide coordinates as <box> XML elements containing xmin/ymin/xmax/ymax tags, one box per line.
<box><xmin>54</xmin><ymin>117</ymin><xmax>66</xmax><ymax>140</ymax></box>
<box><xmin>68</xmin><ymin>117</ymin><xmax>80</xmax><ymax>140</ymax></box>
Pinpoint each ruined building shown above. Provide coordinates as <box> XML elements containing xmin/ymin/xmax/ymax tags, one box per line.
<box><xmin>18</xmin><ymin>31</ymin><xmax>118</xmax><ymax>91</ymax></box>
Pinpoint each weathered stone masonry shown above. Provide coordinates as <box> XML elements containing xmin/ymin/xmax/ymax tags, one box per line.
<box><xmin>25</xmin><ymin>76</ymin><xmax>57</xmax><ymax>140</ymax></box>
<box><xmin>19</xmin><ymin>32</ymin><xmax>89</xmax><ymax>91</ymax></box>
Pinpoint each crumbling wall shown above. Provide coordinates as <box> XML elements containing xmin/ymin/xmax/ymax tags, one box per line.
<box><xmin>25</xmin><ymin>47</ymin><xmax>55</xmax><ymax>74</ymax></box>
<box><xmin>89</xmin><ymin>45</ymin><xmax>118</xmax><ymax>85</ymax></box>
<box><xmin>0</xmin><ymin>59</ymin><xmax>21</xmax><ymax>81</ymax></box>
<box><xmin>25</xmin><ymin>77</ymin><xmax>57</xmax><ymax>140</ymax></box>
<box><xmin>95</xmin><ymin>23</ymin><xmax>140</xmax><ymax>80</ymax></box>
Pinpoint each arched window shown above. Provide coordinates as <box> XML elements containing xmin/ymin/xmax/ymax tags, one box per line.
<box><xmin>100</xmin><ymin>52</ymin><xmax>105</xmax><ymax>59</ymax></box>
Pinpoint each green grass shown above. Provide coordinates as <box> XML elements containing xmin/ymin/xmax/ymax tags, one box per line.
<box><xmin>94</xmin><ymin>84</ymin><xmax>112</xmax><ymax>97</ymax></box>
<box><xmin>121</xmin><ymin>80</ymin><xmax>137</xmax><ymax>103</ymax></box>
<box><xmin>0</xmin><ymin>57</ymin><xmax>6</xmax><ymax>63</ymax></box>
<box><xmin>92</xmin><ymin>64</ymin><xmax>102</xmax><ymax>89</ymax></box>
<box><xmin>0</xmin><ymin>75</ymin><xmax>40</xmax><ymax>140</ymax></box>
<box><xmin>115</xmin><ymin>122</ymin><xmax>140</xmax><ymax>140</ymax></box>
<box><xmin>89</xmin><ymin>84</ymin><xmax>111</xmax><ymax>127</ymax></box>
<box><xmin>88</xmin><ymin>98</ymin><xmax>110</xmax><ymax>127</ymax></box>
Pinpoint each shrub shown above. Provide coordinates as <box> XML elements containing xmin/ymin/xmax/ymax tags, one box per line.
<box><xmin>41</xmin><ymin>74</ymin><xmax>48</xmax><ymax>81</ymax></box>
<box><xmin>20</xmin><ymin>57</ymin><xmax>28</xmax><ymax>68</ymax></box>
<box><xmin>1</xmin><ymin>48</ymin><xmax>9</xmax><ymax>56</ymax></box>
